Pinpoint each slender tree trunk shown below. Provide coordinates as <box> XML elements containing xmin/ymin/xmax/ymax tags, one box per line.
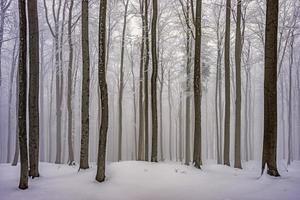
<box><xmin>223</xmin><ymin>0</ymin><xmax>231</xmax><ymax>167</ymax></box>
<box><xmin>138</xmin><ymin>1</ymin><xmax>145</xmax><ymax>160</ymax></box>
<box><xmin>262</xmin><ymin>0</ymin><xmax>280</xmax><ymax>177</ymax></box>
<box><xmin>168</xmin><ymin>70</ymin><xmax>172</xmax><ymax>161</ymax></box>
<box><xmin>67</xmin><ymin>0</ymin><xmax>75</xmax><ymax>166</ymax></box>
<box><xmin>96</xmin><ymin>0</ymin><xmax>109</xmax><ymax>183</ymax></box>
<box><xmin>193</xmin><ymin>0</ymin><xmax>202</xmax><ymax>169</ymax></box>
<box><xmin>118</xmin><ymin>0</ymin><xmax>129</xmax><ymax>161</ymax></box>
<box><xmin>151</xmin><ymin>0</ymin><xmax>158</xmax><ymax>162</ymax></box>
<box><xmin>159</xmin><ymin>60</ymin><xmax>164</xmax><ymax>161</ymax></box>
<box><xmin>144</xmin><ymin>0</ymin><xmax>150</xmax><ymax>161</ymax></box>
<box><xmin>18</xmin><ymin>0</ymin><xmax>28</xmax><ymax>189</ymax></box>
<box><xmin>7</xmin><ymin>39</ymin><xmax>17</xmax><ymax>163</ymax></box>
<box><xmin>80</xmin><ymin>0</ymin><xmax>90</xmax><ymax>169</ymax></box>
<box><xmin>28</xmin><ymin>0</ymin><xmax>40</xmax><ymax>178</ymax></box>
<box><xmin>185</xmin><ymin>1</ymin><xmax>191</xmax><ymax>166</ymax></box>
<box><xmin>179</xmin><ymin>92</ymin><xmax>183</xmax><ymax>161</ymax></box>
<box><xmin>234</xmin><ymin>0</ymin><xmax>242</xmax><ymax>169</ymax></box>
<box><xmin>130</xmin><ymin>46</ymin><xmax>138</xmax><ymax>159</ymax></box>
<box><xmin>287</xmin><ymin>32</ymin><xmax>294</xmax><ymax>166</ymax></box>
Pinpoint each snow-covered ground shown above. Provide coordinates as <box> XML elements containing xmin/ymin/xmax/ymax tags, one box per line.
<box><xmin>1</xmin><ymin>161</ymin><xmax>300</xmax><ymax>200</ymax></box>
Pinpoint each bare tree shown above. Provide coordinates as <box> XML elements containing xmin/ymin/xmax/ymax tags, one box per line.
<box><xmin>80</xmin><ymin>0</ymin><xmax>90</xmax><ymax>169</ymax></box>
<box><xmin>118</xmin><ymin>0</ymin><xmax>129</xmax><ymax>161</ymax></box>
<box><xmin>193</xmin><ymin>0</ymin><xmax>202</xmax><ymax>169</ymax></box>
<box><xmin>27</xmin><ymin>0</ymin><xmax>40</xmax><ymax>178</ymax></box>
<box><xmin>96</xmin><ymin>0</ymin><xmax>109</xmax><ymax>183</ymax></box>
<box><xmin>18</xmin><ymin>0</ymin><xmax>28</xmax><ymax>189</ymax></box>
<box><xmin>262</xmin><ymin>0</ymin><xmax>280</xmax><ymax>177</ymax></box>
<box><xmin>234</xmin><ymin>0</ymin><xmax>242</xmax><ymax>169</ymax></box>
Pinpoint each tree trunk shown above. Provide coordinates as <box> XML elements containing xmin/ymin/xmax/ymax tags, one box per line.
<box><xmin>67</xmin><ymin>0</ymin><xmax>75</xmax><ymax>166</ymax></box>
<box><xmin>159</xmin><ymin>56</ymin><xmax>164</xmax><ymax>161</ymax></box>
<box><xmin>151</xmin><ymin>0</ymin><xmax>158</xmax><ymax>162</ymax></box>
<box><xmin>7</xmin><ymin>39</ymin><xmax>17</xmax><ymax>163</ymax></box>
<box><xmin>18</xmin><ymin>0</ymin><xmax>28</xmax><ymax>189</ymax></box>
<box><xmin>138</xmin><ymin>1</ymin><xmax>145</xmax><ymax>161</ymax></box>
<box><xmin>193</xmin><ymin>0</ymin><xmax>202</xmax><ymax>169</ymax></box>
<box><xmin>80</xmin><ymin>0</ymin><xmax>90</xmax><ymax>169</ymax></box>
<box><xmin>168</xmin><ymin>70</ymin><xmax>172</xmax><ymax>161</ymax></box>
<box><xmin>27</xmin><ymin>0</ymin><xmax>40</xmax><ymax>178</ymax></box>
<box><xmin>262</xmin><ymin>0</ymin><xmax>280</xmax><ymax>177</ymax></box>
<box><xmin>118</xmin><ymin>0</ymin><xmax>129</xmax><ymax>161</ymax></box>
<box><xmin>234</xmin><ymin>0</ymin><xmax>242</xmax><ymax>169</ymax></box>
<box><xmin>185</xmin><ymin>1</ymin><xmax>191</xmax><ymax>166</ymax></box>
<box><xmin>144</xmin><ymin>0</ymin><xmax>150</xmax><ymax>161</ymax></box>
<box><xmin>287</xmin><ymin>32</ymin><xmax>294</xmax><ymax>166</ymax></box>
<box><xmin>223</xmin><ymin>0</ymin><xmax>231</xmax><ymax>167</ymax></box>
<box><xmin>96</xmin><ymin>0</ymin><xmax>109</xmax><ymax>183</ymax></box>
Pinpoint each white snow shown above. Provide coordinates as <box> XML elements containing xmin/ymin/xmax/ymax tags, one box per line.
<box><xmin>1</xmin><ymin>161</ymin><xmax>300</xmax><ymax>200</ymax></box>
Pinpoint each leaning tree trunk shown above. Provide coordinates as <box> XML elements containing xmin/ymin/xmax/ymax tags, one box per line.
<box><xmin>28</xmin><ymin>0</ymin><xmax>40</xmax><ymax>178</ymax></box>
<box><xmin>67</xmin><ymin>0</ymin><xmax>75</xmax><ymax>166</ymax></box>
<box><xmin>234</xmin><ymin>0</ymin><xmax>242</xmax><ymax>169</ymax></box>
<box><xmin>193</xmin><ymin>0</ymin><xmax>202</xmax><ymax>169</ymax></box>
<box><xmin>79</xmin><ymin>0</ymin><xmax>90</xmax><ymax>169</ymax></box>
<box><xmin>262</xmin><ymin>0</ymin><xmax>280</xmax><ymax>177</ymax></box>
<box><xmin>118</xmin><ymin>0</ymin><xmax>129</xmax><ymax>161</ymax></box>
<box><xmin>151</xmin><ymin>0</ymin><xmax>158</xmax><ymax>162</ymax></box>
<box><xmin>18</xmin><ymin>0</ymin><xmax>28</xmax><ymax>189</ymax></box>
<box><xmin>96</xmin><ymin>0</ymin><xmax>109</xmax><ymax>183</ymax></box>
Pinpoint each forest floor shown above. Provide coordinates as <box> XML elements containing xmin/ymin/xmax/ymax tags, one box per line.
<box><xmin>0</xmin><ymin>160</ymin><xmax>300</xmax><ymax>200</ymax></box>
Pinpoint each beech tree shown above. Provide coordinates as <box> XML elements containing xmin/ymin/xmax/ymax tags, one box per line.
<box><xmin>18</xmin><ymin>0</ymin><xmax>28</xmax><ymax>190</ymax></box>
<box><xmin>262</xmin><ymin>0</ymin><xmax>280</xmax><ymax>177</ymax></box>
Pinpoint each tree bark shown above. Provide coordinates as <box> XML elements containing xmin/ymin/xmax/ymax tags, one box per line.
<box><xmin>118</xmin><ymin>0</ymin><xmax>129</xmax><ymax>161</ymax></box>
<box><xmin>193</xmin><ymin>0</ymin><xmax>202</xmax><ymax>169</ymax></box>
<box><xmin>80</xmin><ymin>0</ymin><xmax>90</xmax><ymax>169</ymax></box>
<box><xmin>223</xmin><ymin>0</ymin><xmax>231</xmax><ymax>167</ymax></box>
<box><xmin>185</xmin><ymin>0</ymin><xmax>191</xmax><ymax>166</ymax></box>
<box><xmin>96</xmin><ymin>0</ymin><xmax>109</xmax><ymax>183</ymax></box>
<box><xmin>144</xmin><ymin>0</ymin><xmax>150</xmax><ymax>161</ymax></box>
<box><xmin>168</xmin><ymin>70</ymin><xmax>172</xmax><ymax>161</ymax></box>
<box><xmin>150</xmin><ymin>0</ymin><xmax>158</xmax><ymax>162</ymax></box>
<box><xmin>234</xmin><ymin>0</ymin><xmax>242</xmax><ymax>169</ymax></box>
<box><xmin>18</xmin><ymin>0</ymin><xmax>28</xmax><ymax>189</ymax></box>
<box><xmin>27</xmin><ymin>0</ymin><xmax>40</xmax><ymax>178</ymax></box>
<box><xmin>262</xmin><ymin>0</ymin><xmax>280</xmax><ymax>177</ymax></box>
<box><xmin>67</xmin><ymin>0</ymin><xmax>75</xmax><ymax>166</ymax></box>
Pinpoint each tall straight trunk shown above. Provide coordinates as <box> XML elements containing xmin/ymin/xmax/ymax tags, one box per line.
<box><xmin>144</xmin><ymin>0</ymin><xmax>150</xmax><ymax>161</ymax></box>
<box><xmin>18</xmin><ymin>0</ymin><xmax>28</xmax><ymax>189</ymax></box>
<box><xmin>27</xmin><ymin>0</ymin><xmax>40</xmax><ymax>178</ymax></box>
<box><xmin>168</xmin><ymin>70</ymin><xmax>172</xmax><ymax>160</ymax></box>
<box><xmin>262</xmin><ymin>0</ymin><xmax>280</xmax><ymax>177</ymax></box>
<box><xmin>130</xmin><ymin>47</ymin><xmax>138</xmax><ymax>159</ymax></box>
<box><xmin>159</xmin><ymin>60</ymin><xmax>164</xmax><ymax>161</ymax></box>
<box><xmin>96</xmin><ymin>0</ymin><xmax>109</xmax><ymax>183</ymax></box>
<box><xmin>118</xmin><ymin>0</ymin><xmax>129</xmax><ymax>161</ymax></box>
<box><xmin>185</xmin><ymin>1</ymin><xmax>191</xmax><ymax>166</ymax></box>
<box><xmin>138</xmin><ymin>1</ymin><xmax>145</xmax><ymax>161</ymax></box>
<box><xmin>80</xmin><ymin>0</ymin><xmax>90</xmax><ymax>169</ymax></box>
<box><xmin>193</xmin><ymin>0</ymin><xmax>202</xmax><ymax>169</ymax></box>
<box><xmin>287</xmin><ymin>33</ymin><xmax>294</xmax><ymax>165</ymax></box>
<box><xmin>7</xmin><ymin>39</ymin><xmax>17</xmax><ymax>163</ymax></box>
<box><xmin>40</xmin><ymin>32</ymin><xmax>46</xmax><ymax>162</ymax></box>
<box><xmin>67</xmin><ymin>0</ymin><xmax>75</xmax><ymax>165</ymax></box>
<box><xmin>150</xmin><ymin>0</ymin><xmax>158</xmax><ymax>162</ymax></box>
<box><xmin>223</xmin><ymin>0</ymin><xmax>231</xmax><ymax>166</ymax></box>
<box><xmin>138</xmin><ymin>38</ymin><xmax>145</xmax><ymax>160</ymax></box>
<box><xmin>234</xmin><ymin>0</ymin><xmax>242</xmax><ymax>169</ymax></box>
<box><xmin>179</xmin><ymin>92</ymin><xmax>183</xmax><ymax>161</ymax></box>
